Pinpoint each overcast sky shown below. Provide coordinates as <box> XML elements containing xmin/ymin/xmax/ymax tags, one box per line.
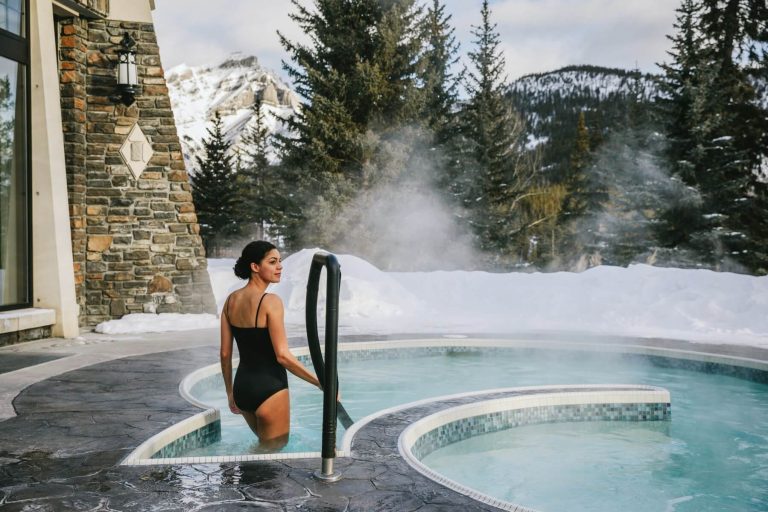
<box><xmin>153</xmin><ymin>0</ymin><xmax>679</xmax><ymax>83</ymax></box>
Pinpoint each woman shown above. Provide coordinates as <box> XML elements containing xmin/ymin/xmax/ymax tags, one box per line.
<box><xmin>220</xmin><ymin>241</ymin><xmax>321</xmax><ymax>449</ymax></box>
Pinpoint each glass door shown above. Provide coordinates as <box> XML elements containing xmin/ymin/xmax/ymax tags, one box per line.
<box><xmin>0</xmin><ymin>0</ymin><xmax>30</xmax><ymax>309</ymax></box>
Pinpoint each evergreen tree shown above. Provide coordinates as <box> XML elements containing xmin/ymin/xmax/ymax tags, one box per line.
<box><xmin>461</xmin><ymin>0</ymin><xmax>532</xmax><ymax>263</ymax></box>
<box><xmin>657</xmin><ymin>0</ymin><xmax>768</xmax><ymax>272</ymax></box>
<box><xmin>415</xmin><ymin>0</ymin><xmax>465</xmax><ymax>218</ymax></box>
<box><xmin>237</xmin><ymin>99</ymin><xmax>291</xmax><ymax>241</ymax></box>
<box><xmin>655</xmin><ymin>0</ymin><xmax>707</xmax><ymax>255</ymax></box>
<box><xmin>417</xmin><ymin>0</ymin><xmax>461</xmax><ymax>142</ymax></box>
<box><xmin>696</xmin><ymin>0</ymin><xmax>768</xmax><ymax>272</ymax></box>
<box><xmin>278</xmin><ymin>0</ymin><xmax>424</xmax><ymax>248</ymax></box>
<box><xmin>557</xmin><ymin>111</ymin><xmax>610</xmax><ymax>264</ymax></box>
<box><xmin>565</xmin><ymin>111</ymin><xmax>592</xmax><ymax>217</ymax></box>
<box><xmin>369</xmin><ymin>0</ymin><xmax>424</xmax><ymax>129</ymax></box>
<box><xmin>189</xmin><ymin>113</ymin><xmax>239</xmax><ymax>256</ymax></box>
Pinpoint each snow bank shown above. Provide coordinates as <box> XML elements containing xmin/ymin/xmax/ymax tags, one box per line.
<box><xmin>94</xmin><ymin>248</ymin><xmax>768</xmax><ymax>347</ymax></box>
<box><xmin>94</xmin><ymin>313</ymin><xmax>218</xmax><ymax>334</ymax></box>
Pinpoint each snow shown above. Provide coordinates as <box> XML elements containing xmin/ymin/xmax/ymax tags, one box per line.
<box><xmin>94</xmin><ymin>313</ymin><xmax>218</xmax><ymax>334</ymax></box>
<box><xmin>95</xmin><ymin>249</ymin><xmax>768</xmax><ymax>349</ymax></box>
<box><xmin>509</xmin><ymin>68</ymin><xmax>657</xmax><ymax>105</ymax></box>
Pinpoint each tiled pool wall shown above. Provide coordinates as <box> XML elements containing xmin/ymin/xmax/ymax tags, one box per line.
<box><xmin>121</xmin><ymin>408</ymin><xmax>221</xmax><ymax>466</ymax></box>
<box><xmin>134</xmin><ymin>341</ymin><xmax>764</xmax><ymax>467</ymax></box>
<box><xmin>636</xmin><ymin>354</ymin><xmax>768</xmax><ymax>384</ymax></box>
<box><xmin>411</xmin><ymin>401</ymin><xmax>671</xmax><ymax>460</ymax></box>
<box><xmin>150</xmin><ymin>418</ymin><xmax>221</xmax><ymax>459</ymax></box>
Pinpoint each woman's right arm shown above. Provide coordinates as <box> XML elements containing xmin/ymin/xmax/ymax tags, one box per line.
<box><xmin>220</xmin><ymin>296</ymin><xmax>240</xmax><ymax>414</ymax></box>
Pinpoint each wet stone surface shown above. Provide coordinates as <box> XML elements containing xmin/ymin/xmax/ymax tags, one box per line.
<box><xmin>0</xmin><ymin>353</ymin><xmax>70</xmax><ymax>375</ymax></box>
<box><xmin>0</xmin><ymin>341</ymin><xmax>502</xmax><ymax>511</ymax></box>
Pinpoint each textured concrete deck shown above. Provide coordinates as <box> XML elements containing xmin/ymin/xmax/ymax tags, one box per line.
<box><xmin>0</xmin><ymin>330</ymin><xmax>766</xmax><ymax>511</ymax></box>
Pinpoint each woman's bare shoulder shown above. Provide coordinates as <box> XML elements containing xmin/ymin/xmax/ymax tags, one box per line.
<box><xmin>263</xmin><ymin>292</ymin><xmax>284</xmax><ymax>311</ymax></box>
<box><xmin>228</xmin><ymin>287</ymin><xmax>248</xmax><ymax>300</ymax></box>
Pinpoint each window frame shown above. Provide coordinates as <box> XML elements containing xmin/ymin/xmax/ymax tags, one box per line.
<box><xmin>0</xmin><ymin>0</ymin><xmax>32</xmax><ymax>311</ymax></box>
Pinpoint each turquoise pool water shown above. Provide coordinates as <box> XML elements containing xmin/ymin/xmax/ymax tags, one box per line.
<box><xmin>185</xmin><ymin>346</ymin><xmax>768</xmax><ymax>511</ymax></box>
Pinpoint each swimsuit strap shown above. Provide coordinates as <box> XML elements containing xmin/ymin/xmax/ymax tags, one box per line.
<box><xmin>254</xmin><ymin>293</ymin><xmax>268</xmax><ymax>328</ymax></box>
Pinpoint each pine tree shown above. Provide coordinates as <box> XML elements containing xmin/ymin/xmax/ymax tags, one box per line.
<box><xmin>189</xmin><ymin>113</ymin><xmax>239</xmax><ymax>256</ymax></box>
<box><xmin>278</xmin><ymin>0</ymin><xmax>425</xmax><ymax>248</ymax></box>
<box><xmin>417</xmin><ymin>0</ymin><xmax>461</xmax><ymax>142</ymax></box>
<box><xmin>565</xmin><ymin>111</ymin><xmax>592</xmax><ymax>217</ymax></box>
<box><xmin>657</xmin><ymin>0</ymin><xmax>768</xmax><ymax>272</ymax></box>
<box><xmin>557</xmin><ymin>110</ymin><xmax>611</xmax><ymax>264</ymax></box>
<box><xmin>237</xmin><ymin>99</ymin><xmax>291</xmax><ymax>242</ymax></box>
<box><xmin>414</xmin><ymin>0</ymin><xmax>466</xmax><ymax>220</ymax></box>
<box><xmin>461</xmin><ymin>0</ymin><xmax>532</xmax><ymax>264</ymax></box>
<box><xmin>655</xmin><ymin>0</ymin><xmax>708</xmax><ymax>258</ymax></box>
<box><xmin>696</xmin><ymin>0</ymin><xmax>768</xmax><ymax>272</ymax></box>
<box><xmin>369</xmin><ymin>0</ymin><xmax>424</xmax><ymax>129</ymax></box>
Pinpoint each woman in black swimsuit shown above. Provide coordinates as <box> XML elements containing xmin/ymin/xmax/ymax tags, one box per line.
<box><xmin>220</xmin><ymin>241</ymin><xmax>321</xmax><ymax>448</ymax></box>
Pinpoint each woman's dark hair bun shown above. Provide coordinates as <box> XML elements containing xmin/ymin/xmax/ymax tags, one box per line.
<box><xmin>233</xmin><ymin>241</ymin><xmax>277</xmax><ymax>280</ymax></box>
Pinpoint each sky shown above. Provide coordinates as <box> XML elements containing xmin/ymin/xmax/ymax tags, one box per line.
<box><xmin>152</xmin><ymin>0</ymin><xmax>680</xmax><ymax>83</ymax></box>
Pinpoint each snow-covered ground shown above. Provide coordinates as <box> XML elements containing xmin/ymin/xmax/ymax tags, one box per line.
<box><xmin>94</xmin><ymin>249</ymin><xmax>768</xmax><ymax>348</ymax></box>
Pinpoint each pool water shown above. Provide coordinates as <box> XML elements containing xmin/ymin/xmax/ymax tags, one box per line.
<box><xmin>185</xmin><ymin>347</ymin><xmax>768</xmax><ymax>510</ymax></box>
<box><xmin>423</xmin><ymin>419</ymin><xmax>765</xmax><ymax>512</ymax></box>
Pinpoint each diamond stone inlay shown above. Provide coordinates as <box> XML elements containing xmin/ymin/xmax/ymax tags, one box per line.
<box><xmin>119</xmin><ymin>123</ymin><xmax>154</xmax><ymax>179</ymax></box>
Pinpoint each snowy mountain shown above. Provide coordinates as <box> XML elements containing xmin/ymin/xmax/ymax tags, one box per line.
<box><xmin>165</xmin><ymin>53</ymin><xmax>300</xmax><ymax>169</ymax></box>
<box><xmin>507</xmin><ymin>65</ymin><xmax>659</xmax><ymax>180</ymax></box>
<box><xmin>166</xmin><ymin>58</ymin><xmax>657</xmax><ymax>178</ymax></box>
<box><xmin>509</xmin><ymin>65</ymin><xmax>657</xmax><ymax>131</ymax></box>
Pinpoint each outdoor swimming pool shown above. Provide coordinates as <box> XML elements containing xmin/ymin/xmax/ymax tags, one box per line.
<box><xmin>181</xmin><ymin>341</ymin><xmax>767</xmax><ymax>511</ymax></box>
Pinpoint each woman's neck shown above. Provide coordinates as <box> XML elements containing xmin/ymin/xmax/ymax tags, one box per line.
<box><xmin>247</xmin><ymin>277</ymin><xmax>268</xmax><ymax>293</ymax></box>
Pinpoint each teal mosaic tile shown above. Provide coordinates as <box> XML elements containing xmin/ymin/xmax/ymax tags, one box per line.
<box><xmin>411</xmin><ymin>402</ymin><xmax>671</xmax><ymax>460</ymax></box>
<box><xmin>151</xmin><ymin>419</ymin><xmax>222</xmax><ymax>459</ymax></box>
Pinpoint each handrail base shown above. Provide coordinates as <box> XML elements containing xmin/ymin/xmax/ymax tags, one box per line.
<box><xmin>314</xmin><ymin>458</ymin><xmax>342</xmax><ymax>482</ymax></box>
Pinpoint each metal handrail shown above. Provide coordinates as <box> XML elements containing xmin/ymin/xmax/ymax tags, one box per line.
<box><xmin>305</xmin><ymin>251</ymin><xmax>351</xmax><ymax>482</ymax></box>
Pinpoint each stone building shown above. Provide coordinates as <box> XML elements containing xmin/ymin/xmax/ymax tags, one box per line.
<box><xmin>0</xmin><ymin>0</ymin><xmax>216</xmax><ymax>345</ymax></box>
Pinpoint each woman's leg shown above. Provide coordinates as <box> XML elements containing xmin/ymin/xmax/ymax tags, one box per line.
<box><xmin>246</xmin><ymin>388</ymin><xmax>289</xmax><ymax>449</ymax></box>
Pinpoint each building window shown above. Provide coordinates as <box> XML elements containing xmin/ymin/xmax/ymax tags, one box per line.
<box><xmin>0</xmin><ymin>0</ymin><xmax>23</xmax><ymax>36</ymax></box>
<box><xmin>0</xmin><ymin>0</ymin><xmax>29</xmax><ymax>309</ymax></box>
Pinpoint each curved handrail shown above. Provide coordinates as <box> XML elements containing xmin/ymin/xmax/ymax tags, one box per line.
<box><xmin>305</xmin><ymin>251</ymin><xmax>352</xmax><ymax>481</ymax></box>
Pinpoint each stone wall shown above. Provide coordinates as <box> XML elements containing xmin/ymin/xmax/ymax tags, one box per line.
<box><xmin>0</xmin><ymin>326</ymin><xmax>53</xmax><ymax>348</ymax></box>
<box><xmin>59</xmin><ymin>18</ymin><xmax>89</xmax><ymax>319</ymax></box>
<box><xmin>59</xmin><ymin>18</ymin><xmax>217</xmax><ymax>326</ymax></box>
<box><xmin>71</xmin><ymin>0</ymin><xmax>109</xmax><ymax>17</ymax></box>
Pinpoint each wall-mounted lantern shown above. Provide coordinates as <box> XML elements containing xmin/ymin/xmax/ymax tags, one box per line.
<box><xmin>113</xmin><ymin>32</ymin><xmax>138</xmax><ymax>106</ymax></box>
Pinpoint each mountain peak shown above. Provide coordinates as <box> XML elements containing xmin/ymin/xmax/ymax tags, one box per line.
<box><xmin>166</xmin><ymin>54</ymin><xmax>300</xmax><ymax>170</ymax></box>
<box><xmin>218</xmin><ymin>52</ymin><xmax>260</xmax><ymax>70</ymax></box>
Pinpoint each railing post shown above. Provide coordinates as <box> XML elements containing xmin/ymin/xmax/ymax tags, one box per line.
<box><xmin>306</xmin><ymin>252</ymin><xmax>344</xmax><ymax>482</ymax></box>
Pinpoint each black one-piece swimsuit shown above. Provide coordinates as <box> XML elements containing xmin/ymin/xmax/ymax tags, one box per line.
<box><xmin>229</xmin><ymin>293</ymin><xmax>288</xmax><ymax>412</ymax></box>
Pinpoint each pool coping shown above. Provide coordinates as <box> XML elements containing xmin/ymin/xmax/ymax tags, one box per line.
<box><xmin>121</xmin><ymin>337</ymin><xmax>765</xmax><ymax>466</ymax></box>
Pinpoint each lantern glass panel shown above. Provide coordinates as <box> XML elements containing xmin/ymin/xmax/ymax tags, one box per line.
<box><xmin>127</xmin><ymin>53</ymin><xmax>137</xmax><ymax>85</ymax></box>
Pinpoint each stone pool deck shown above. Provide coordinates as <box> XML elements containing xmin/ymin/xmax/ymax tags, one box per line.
<box><xmin>0</xmin><ymin>329</ymin><xmax>766</xmax><ymax>511</ymax></box>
